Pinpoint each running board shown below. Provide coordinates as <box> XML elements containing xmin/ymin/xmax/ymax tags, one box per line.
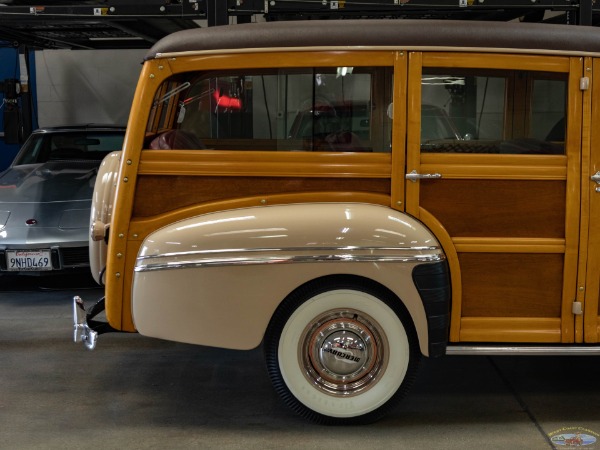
<box><xmin>446</xmin><ymin>345</ymin><xmax>600</xmax><ymax>356</ymax></box>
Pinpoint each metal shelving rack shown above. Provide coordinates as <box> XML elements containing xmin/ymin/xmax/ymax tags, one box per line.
<box><xmin>0</xmin><ymin>0</ymin><xmax>596</xmax><ymax>51</ymax></box>
<box><xmin>231</xmin><ymin>0</ymin><xmax>594</xmax><ymax>26</ymax></box>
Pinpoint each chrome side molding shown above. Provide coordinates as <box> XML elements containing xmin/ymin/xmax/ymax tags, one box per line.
<box><xmin>447</xmin><ymin>344</ymin><xmax>600</xmax><ymax>356</ymax></box>
<box><xmin>135</xmin><ymin>247</ymin><xmax>444</xmax><ymax>273</ymax></box>
<box><xmin>73</xmin><ymin>296</ymin><xmax>98</xmax><ymax>350</ymax></box>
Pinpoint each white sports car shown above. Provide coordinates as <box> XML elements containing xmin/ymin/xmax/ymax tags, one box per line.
<box><xmin>0</xmin><ymin>125</ymin><xmax>125</xmax><ymax>274</ymax></box>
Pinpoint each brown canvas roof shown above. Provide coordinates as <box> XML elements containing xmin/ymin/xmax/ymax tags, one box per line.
<box><xmin>146</xmin><ymin>19</ymin><xmax>600</xmax><ymax>60</ymax></box>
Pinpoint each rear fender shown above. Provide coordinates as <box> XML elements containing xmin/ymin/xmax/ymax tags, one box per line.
<box><xmin>89</xmin><ymin>151</ymin><xmax>121</xmax><ymax>285</ymax></box>
<box><xmin>132</xmin><ymin>203</ymin><xmax>447</xmax><ymax>355</ymax></box>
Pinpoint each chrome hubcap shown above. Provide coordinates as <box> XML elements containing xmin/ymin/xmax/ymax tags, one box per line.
<box><xmin>300</xmin><ymin>309</ymin><xmax>387</xmax><ymax>397</ymax></box>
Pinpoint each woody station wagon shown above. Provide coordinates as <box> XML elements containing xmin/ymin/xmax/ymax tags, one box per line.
<box><xmin>74</xmin><ymin>19</ymin><xmax>600</xmax><ymax>424</ymax></box>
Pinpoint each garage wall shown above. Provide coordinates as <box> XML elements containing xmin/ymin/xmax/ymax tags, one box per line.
<box><xmin>0</xmin><ymin>47</ymin><xmax>27</xmax><ymax>171</ymax></box>
<box><xmin>35</xmin><ymin>49</ymin><xmax>146</xmax><ymax>127</ymax></box>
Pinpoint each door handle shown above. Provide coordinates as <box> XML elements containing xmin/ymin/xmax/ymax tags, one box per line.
<box><xmin>592</xmin><ymin>171</ymin><xmax>600</xmax><ymax>192</ymax></box>
<box><xmin>406</xmin><ymin>170</ymin><xmax>442</xmax><ymax>183</ymax></box>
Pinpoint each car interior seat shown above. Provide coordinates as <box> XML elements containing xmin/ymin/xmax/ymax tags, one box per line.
<box><xmin>149</xmin><ymin>130</ymin><xmax>206</xmax><ymax>150</ymax></box>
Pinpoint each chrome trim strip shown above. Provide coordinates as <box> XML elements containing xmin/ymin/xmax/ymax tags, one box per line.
<box><xmin>135</xmin><ymin>252</ymin><xmax>445</xmax><ymax>273</ymax></box>
<box><xmin>447</xmin><ymin>345</ymin><xmax>600</xmax><ymax>356</ymax></box>
<box><xmin>155</xmin><ymin>46</ymin><xmax>600</xmax><ymax>60</ymax></box>
<box><xmin>136</xmin><ymin>245</ymin><xmax>441</xmax><ymax>262</ymax></box>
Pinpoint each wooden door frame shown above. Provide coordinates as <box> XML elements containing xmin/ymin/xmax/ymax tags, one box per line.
<box><xmin>584</xmin><ymin>57</ymin><xmax>600</xmax><ymax>343</ymax></box>
<box><xmin>403</xmin><ymin>51</ymin><xmax>583</xmax><ymax>344</ymax></box>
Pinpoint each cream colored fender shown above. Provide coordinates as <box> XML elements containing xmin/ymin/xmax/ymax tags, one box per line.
<box><xmin>89</xmin><ymin>151</ymin><xmax>121</xmax><ymax>285</ymax></box>
<box><xmin>132</xmin><ymin>203</ymin><xmax>447</xmax><ymax>355</ymax></box>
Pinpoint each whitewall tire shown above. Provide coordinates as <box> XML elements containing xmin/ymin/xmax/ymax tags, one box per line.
<box><xmin>264</xmin><ymin>277</ymin><xmax>420</xmax><ymax>425</ymax></box>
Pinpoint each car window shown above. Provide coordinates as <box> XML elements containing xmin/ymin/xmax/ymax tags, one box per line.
<box><xmin>146</xmin><ymin>67</ymin><xmax>393</xmax><ymax>153</ymax></box>
<box><xmin>14</xmin><ymin>134</ymin><xmax>45</xmax><ymax>165</ymax></box>
<box><xmin>13</xmin><ymin>131</ymin><xmax>125</xmax><ymax>165</ymax></box>
<box><xmin>420</xmin><ymin>69</ymin><xmax>566</xmax><ymax>155</ymax></box>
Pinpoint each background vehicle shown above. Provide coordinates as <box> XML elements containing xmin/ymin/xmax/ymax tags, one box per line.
<box><xmin>0</xmin><ymin>125</ymin><xmax>125</xmax><ymax>274</ymax></box>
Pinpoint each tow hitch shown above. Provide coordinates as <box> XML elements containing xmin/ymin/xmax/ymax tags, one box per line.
<box><xmin>73</xmin><ymin>296</ymin><xmax>116</xmax><ymax>350</ymax></box>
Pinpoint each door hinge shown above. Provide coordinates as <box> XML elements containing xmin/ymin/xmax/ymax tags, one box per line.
<box><xmin>580</xmin><ymin>77</ymin><xmax>590</xmax><ymax>91</ymax></box>
<box><xmin>572</xmin><ymin>301</ymin><xmax>583</xmax><ymax>315</ymax></box>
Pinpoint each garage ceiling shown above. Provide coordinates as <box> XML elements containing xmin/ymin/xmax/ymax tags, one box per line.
<box><xmin>0</xmin><ymin>0</ymin><xmax>597</xmax><ymax>50</ymax></box>
<box><xmin>0</xmin><ymin>0</ymin><xmax>206</xmax><ymax>50</ymax></box>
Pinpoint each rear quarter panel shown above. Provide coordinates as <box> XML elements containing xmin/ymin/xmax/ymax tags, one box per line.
<box><xmin>132</xmin><ymin>203</ymin><xmax>444</xmax><ymax>354</ymax></box>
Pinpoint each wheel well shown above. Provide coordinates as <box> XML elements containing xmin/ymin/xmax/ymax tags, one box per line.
<box><xmin>267</xmin><ymin>273</ymin><xmax>419</xmax><ymax>347</ymax></box>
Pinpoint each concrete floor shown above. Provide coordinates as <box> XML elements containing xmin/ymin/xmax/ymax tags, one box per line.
<box><xmin>1</xmin><ymin>274</ymin><xmax>599</xmax><ymax>450</ymax></box>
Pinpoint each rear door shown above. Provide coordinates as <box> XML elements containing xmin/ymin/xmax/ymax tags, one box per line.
<box><xmin>402</xmin><ymin>52</ymin><xmax>584</xmax><ymax>344</ymax></box>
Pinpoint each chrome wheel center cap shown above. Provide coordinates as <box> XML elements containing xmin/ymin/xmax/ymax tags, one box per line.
<box><xmin>300</xmin><ymin>309</ymin><xmax>388</xmax><ymax>397</ymax></box>
<box><xmin>319</xmin><ymin>330</ymin><xmax>366</xmax><ymax>376</ymax></box>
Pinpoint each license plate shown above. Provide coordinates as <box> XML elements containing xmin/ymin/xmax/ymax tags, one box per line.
<box><xmin>6</xmin><ymin>250</ymin><xmax>52</xmax><ymax>271</ymax></box>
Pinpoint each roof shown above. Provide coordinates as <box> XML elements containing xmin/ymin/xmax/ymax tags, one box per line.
<box><xmin>146</xmin><ymin>19</ymin><xmax>600</xmax><ymax>60</ymax></box>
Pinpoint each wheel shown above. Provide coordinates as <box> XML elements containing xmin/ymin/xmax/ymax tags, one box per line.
<box><xmin>264</xmin><ymin>278</ymin><xmax>421</xmax><ymax>425</ymax></box>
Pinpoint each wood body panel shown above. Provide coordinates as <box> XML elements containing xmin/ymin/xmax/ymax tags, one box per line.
<box><xmin>459</xmin><ymin>253</ymin><xmax>564</xmax><ymax>318</ymax></box>
<box><xmin>460</xmin><ymin>317</ymin><xmax>562</xmax><ymax>342</ymax></box>
<box><xmin>105</xmin><ymin>61</ymin><xmax>168</xmax><ymax>331</ymax></box>
<box><xmin>133</xmin><ymin>175</ymin><xmax>390</xmax><ymax>217</ymax></box>
<box><xmin>420</xmin><ymin>179</ymin><xmax>566</xmax><ymax>238</ymax></box>
<box><xmin>421</xmin><ymin>53</ymin><xmax>570</xmax><ymax>73</ymax></box>
<box><xmin>167</xmin><ymin>51</ymin><xmax>395</xmax><ymax>73</ymax></box>
<box><xmin>138</xmin><ymin>150</ymin><xmax>392</xmax><ymax>177</ymax></box>
<box><xmin>420</xmin><ymin>154</ymin><xmax>567</xmax><ymax>180</ymax></box>
<box><xmin>135</xmin><ymin>150</ymin><xmax>393</xmax><ymax>218</ymax></box>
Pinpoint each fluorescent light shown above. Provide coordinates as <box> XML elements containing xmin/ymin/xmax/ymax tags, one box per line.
<box><xmin>88</xmin><ymin>37</ymin><xmax>144</xmax><ymax>41</ymax></box>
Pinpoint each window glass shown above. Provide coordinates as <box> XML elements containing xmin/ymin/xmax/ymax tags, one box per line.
<box><xmin>421</xmin><ymin>69</ymin><xmax>566</xmax><ymax>155</ymax></box>
<box><xmin>531</xmin><ymin>79</ymin><xmax>566</xmax><ymax>142</ymax></box>
<box><xmin>14</xmin><ymin>131</ymin><xmax>125</xmax><ymax>164</ymax></box>
<box><xmin>146</xmin><ymin>67</ymin><xmax>393</xmax><ymax>153</ymax></box>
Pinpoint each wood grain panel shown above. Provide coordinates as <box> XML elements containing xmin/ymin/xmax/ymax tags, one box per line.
<box><xmin>138</xmin><ymin>150</ymin><xmax>392</xmax><ymax>178</ymax></box>
<box><xmin>421</xmin><ymin>53</ymin><xmax>570</xmax><ymax>73</ymax></box>
<box><xmin>420</xmin><ymin>179</ymin><xmax>565</xmax><ymax>238</ymax></box>
<box><xmin>459</xmin><ymin>253</ymin><xmax>564</xmax><ymax>318</ymax></box>
<box><xmin>133</xmin><ymin>175</ymin><xmax>391</xmax><ymax>217</ymax></box>
<box><xmin>459</xmin><ymin>317</ymin><xmax>561</xmax><ymax>342</ymax></box>
<box><xmin>168</xmin><ymin>51</ymin><xmax>395</xmax><ymax>73</ymax></box>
